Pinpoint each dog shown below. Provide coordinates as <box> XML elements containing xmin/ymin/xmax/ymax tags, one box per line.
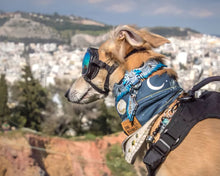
<box><xmin>65</xmin><ymin>25</ymin><xmax>220</xmax><ymax>176</ymax></box>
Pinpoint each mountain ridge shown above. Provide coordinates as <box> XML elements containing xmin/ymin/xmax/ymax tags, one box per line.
<box><xmin>0</xmin><ymin>11</ymin><xmax>201</xmax><ymax>44</ymax></box>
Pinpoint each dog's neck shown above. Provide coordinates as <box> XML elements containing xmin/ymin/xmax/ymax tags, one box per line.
<box><xmin>112</xmin><ymin>59</ymin><xmax>183</xmax><ymax>135</ymax></box>
<box><xmin>108</xmin><ymin>49</ymin><xmax>168</xmax><ymax>90</ymax></box>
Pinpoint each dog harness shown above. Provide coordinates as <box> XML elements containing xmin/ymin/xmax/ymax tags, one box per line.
<box><xmin>113</xmin><ymin>60</ymin><xmax>183</xmax><ymax>135</ymax></box>
<box><xmin>143</xmin><ymin>76</ymin><xmax>220</xmax><ymax>176</ymax></box>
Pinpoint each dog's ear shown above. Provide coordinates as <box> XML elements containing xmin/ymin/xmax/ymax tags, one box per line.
<box><xmin>115</xmin><ymin>25</ymin><xmax>170</xmax><ymax>48</ymax></box>
<box><xmin>140</xmin><ymin>29</ymin><xmax>170</xmax><ymax>48</ymax></box>
<box><xmin>115</xmin><ymin>25</ymin><xmax>144</xmax><ymax>47</ymax></box>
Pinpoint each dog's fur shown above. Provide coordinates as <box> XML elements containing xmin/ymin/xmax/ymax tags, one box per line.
<box><xmin>65</xmin><ymin>25</ymin><xmax>220</xmax><ymax>176</ymax></box>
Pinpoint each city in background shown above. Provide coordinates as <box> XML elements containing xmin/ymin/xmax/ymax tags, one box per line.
<box><xmin>0</xmin><ymin>11</ymin><xmax>220</xmax><ymax>136</ymax></box>
<box><xmin>0</xmin><ymin>10</ymin><xmax>220</xmax><ymax>176</ymax></box>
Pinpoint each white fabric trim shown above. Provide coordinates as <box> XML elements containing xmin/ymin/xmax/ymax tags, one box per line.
<box><xmin>122</xmin><ymin>114</ymin><xmax>159</xmax><ymax>164</ymax></box>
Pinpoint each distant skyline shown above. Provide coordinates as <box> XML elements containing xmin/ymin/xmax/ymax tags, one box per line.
<box><xmin>0</xmin><ymin>0</ymin><xmax>220</xmax><ymax>35</ymax></box>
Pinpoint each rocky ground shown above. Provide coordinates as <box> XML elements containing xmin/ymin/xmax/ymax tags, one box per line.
<box><xmin>0</xmin><ymin>131</ymin><xmax>128</xmax><ymax>176</ymax></box>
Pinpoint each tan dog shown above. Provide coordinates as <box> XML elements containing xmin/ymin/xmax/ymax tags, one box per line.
<box><xmin>65</xmin><ymin>25</ymin><xmax>220</xmax><ymax>176</ymax></box>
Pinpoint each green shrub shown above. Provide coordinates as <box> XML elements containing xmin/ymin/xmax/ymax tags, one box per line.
<box><xmin>84</xmin><ymin>133</ymin><xmax>97</xmax><ymax>140</ymax></box>
<box><xmin>89</xmin><ymin>102</ymin><xmax>122</xmax><ymax>136</ymax></box>
<box><xmin>106</xmin><ymin>144</ymin><xmax>137</xmax><ymax>176</ymax></box>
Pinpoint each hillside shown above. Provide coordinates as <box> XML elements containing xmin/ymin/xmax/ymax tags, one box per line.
<box><xmin>0</xmin><ymin>14</ymin><xmax>61</xmax><ymax>42</ymax></box>
<box><xmin>0</xmin><ymin>12</ymin><xmax>112</xmax><ymax>44</ymax></box>
<box><xmin>0</xmin><ymin>130</ymin><xmax>145</xmax><ymax>176</ymax></box>
<box><xmin>148</xmin><ymin>26</ymin><xmax>200</xmax><ymax>37</ymax></box>
<box><xmin>0</xmin><ymin>11</ymin><xmax>200</xmax><ymax>44</ymax></box>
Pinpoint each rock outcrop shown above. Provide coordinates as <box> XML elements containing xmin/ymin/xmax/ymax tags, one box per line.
<box><xmin>0</xmin><ymin>131</ymin><xmax>127</xmax><ymax>176</ymax></box>
<box><xmin>0</xmin><ymin>14</ymin><xmax>61</xmax><ymax>40</ymax></box>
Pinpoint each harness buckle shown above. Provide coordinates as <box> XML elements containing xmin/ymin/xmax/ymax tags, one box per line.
<box><xmin>158</xmin><ymin>139</ymin><xmax>170</xmax><ymax>150</ymax></box>
<box><xmin>179</xmin><ymin>96</ymin><xmax>193</xmax><ymax>102</ymax></box>
<box><xmin>153</xmin><ymin>138</ymin><xmax>171</xmax><ymax>156</ymax></box>
<box><xmin>164</xmin><ymin>129</ymin><xmax>180</xmax><ymax>145</ymax></box>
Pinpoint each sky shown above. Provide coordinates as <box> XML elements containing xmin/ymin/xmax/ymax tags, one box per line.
<box><xmin>0</xmin><ymin>0</ymin><xmax>220</xmax><ymax>35</ymax></box>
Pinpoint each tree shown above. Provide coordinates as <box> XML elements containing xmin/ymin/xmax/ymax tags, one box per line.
<box><xmin>90</xmin><ymin>101</ymin><xmax>122</xmax><ymax>135</ymax></box>
<box><xmin>16</xmin><ymin>65</ymin><xmax>47</xmax><ymax>131</ymax></box>
<box><xmin>0</xmin><ymin>74</ymin><xmax>9</xmax><ymax>124</ymax></box>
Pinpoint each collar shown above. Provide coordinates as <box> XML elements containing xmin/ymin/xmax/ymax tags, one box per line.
<box><xmin>124</xmin><ymin>48</ymin><xmax>146</xmax><ymax>59</ymax></box>
<box><xmin>122</xmin><ymin>114</ymin><xmax>159</xmax><ymax>164</ymax></box>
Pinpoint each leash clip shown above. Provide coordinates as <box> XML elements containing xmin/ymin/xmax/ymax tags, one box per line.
<box><xmin>146</xmin><ymin>135</ymin><xmax>155</xmax><ymax>144</ymax></box>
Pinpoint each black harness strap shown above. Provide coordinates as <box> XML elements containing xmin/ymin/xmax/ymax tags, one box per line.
<box><xmin>84</xmin><ymin>63</ymin><xmax>118</xmax><ymax>95</ymax></box>
<box><xmin>188</xmin><ymin>76</ymin><xmax>220</xmax><ymax>97</ymax></box>
<box><xmin>103</xmin><ymin>63</ymin><xmax>118</xmax><ymax>94</ymax></box>
<box><xmin>143</xmin><ymin>76</ymin><xmax>220</xmax><ymax>176</ymax></box>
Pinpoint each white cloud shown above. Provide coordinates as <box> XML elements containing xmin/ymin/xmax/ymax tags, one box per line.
<box><xmin>152</xmin><ymin>4</ymin><xmax>213</xmax><ymax>18</ymax></box>
<box><xmin>88</xmin><ymin>0</ymin><xmax>105</xmax><ymax>4</ymax></box>
<box><xmin>106</xmin><ymin>1</ymin><xmax>136</xmax><ymax>13</ymax></box>
<box><xmin>153</xmin><ymin>5</ymin><xmax>183</xmax><ymax>15</ymax></box>
<box><xmin>189</xmin><ymin>9</ymin><xmax>213</xmax><ymax>18</ymax></box>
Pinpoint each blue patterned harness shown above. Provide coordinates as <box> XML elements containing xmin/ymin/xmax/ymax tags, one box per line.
<box><xmin>113</xmin><ymin>60</ymin><xmax>183</xmax><ymax>131</ymax></box>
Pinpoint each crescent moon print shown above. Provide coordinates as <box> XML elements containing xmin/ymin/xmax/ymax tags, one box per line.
<box><xmin>147</xmin><ymin>77</ymin><xmax>165</xmax><ymax>90</ymax></box>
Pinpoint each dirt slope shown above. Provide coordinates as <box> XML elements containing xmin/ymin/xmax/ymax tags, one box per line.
<box><xmin>0</xmin><ymin>131</ymin><xmax>127</xmax><ymax>176</ymax></box>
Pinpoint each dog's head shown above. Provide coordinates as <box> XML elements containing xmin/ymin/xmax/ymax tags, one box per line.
<box><xmin>65</xmin><ymin>25</ymin><xmax>170</xmax><ymax>104</ymax></box>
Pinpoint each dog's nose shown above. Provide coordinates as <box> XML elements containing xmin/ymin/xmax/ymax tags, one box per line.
<box><xmin>65</xmin><ymin>89</ymin><xmax>70</xmax><ymax>99</ymax></box>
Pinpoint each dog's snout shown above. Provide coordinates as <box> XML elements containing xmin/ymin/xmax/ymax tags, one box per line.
<box><xmin>65</xmin><ymin>89</ymin><xmax>70</xmax><ymax>99</ymax></box>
